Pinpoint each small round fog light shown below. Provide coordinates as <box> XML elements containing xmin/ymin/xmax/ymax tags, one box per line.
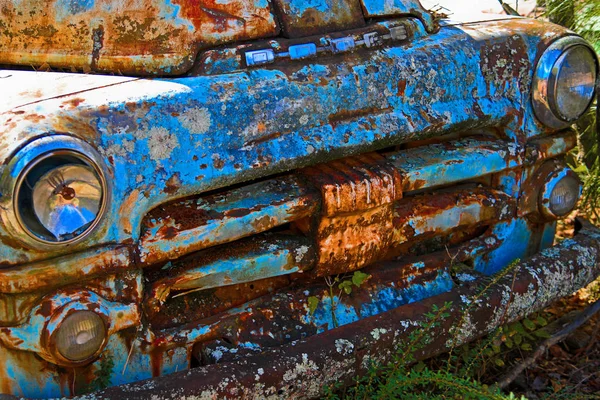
<box><xmin>55</xmin><ymin>311</ymin><xmax>107</xmax><ymax>362</ymax></box>
<box><xmin>540</xmin><ymin>170</ymin><xmax>582</xmax><ymax>219</ymax></box>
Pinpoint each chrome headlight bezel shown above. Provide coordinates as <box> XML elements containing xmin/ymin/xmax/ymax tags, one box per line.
<box><xmin>532</xmin><ymin>36</ymin><xmax>598</xmax><ymax>129</ymax></box>
<box><xmin>1</xmin><ymin>135</ymin><xmax>110</xmax><ymax>249</ymax></box>
<box><xmin>538</xmin><ymin>167</ymin><xmax>582</xmax><ymax>219</ymax></box>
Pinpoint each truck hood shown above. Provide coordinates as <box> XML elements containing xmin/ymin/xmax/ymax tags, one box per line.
<box><xmin>0</xmin><ymin>70</ymin><xmax>137</xmax><ymax>114</ymax></box>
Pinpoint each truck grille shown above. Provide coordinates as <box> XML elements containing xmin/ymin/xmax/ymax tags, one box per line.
<box><xmin>138</xmin><ymin>131</ymin><xmax>575</xmax><ymax>331</ymax></box>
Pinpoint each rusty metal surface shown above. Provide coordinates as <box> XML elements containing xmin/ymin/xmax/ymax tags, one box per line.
<box><xmin>138</xmin><ymin>137</ymin><xmax>521</xmax><ymax>278</ymax></box>
<box><xmin>525</xmin><ymin>130</ymin><xmax>578</xmax><ymax>164</ymax></box>
<box><xmin>139</xmin><ymin>176</ymin><xmax>320</xmax><ymax>266</ymax></box>
<box><xmin>0</xmin><ymin>245</ymin><xmax>132</xmax><ymax>294</ymax></box>
<box><xmin>0</xmin><ymin>0</ymin><xmax>279</xmax><ymax>75</ymax></box>
<box><xmin>392</xmin><ymin>187</ymin><xmax>515</xmax><ymax>245</ymax></box>
<box><xmin>390</xmin><ymin>136</ymin><xmax>521</xmax><ymax>192</ymax></box>
<box><xmin>86</xmin><ymin>220</ymin><xmax>600</xmax><ymax>399</ymax></box>
<box><xmin>361</xmin><ymin>0</ymin><xmax>437</xmax><ymax>32</ymax></box>
<box><xmin>273</xmin><ymin>0</ymin><xmax>365</xmax><ymax>38</ymax></box>
<box><xmin>148</xmin><ymin>234</ymin><xmax>315</xmax><ymax>307</ymax></box>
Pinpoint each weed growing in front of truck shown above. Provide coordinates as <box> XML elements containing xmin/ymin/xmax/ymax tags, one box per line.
<box><xmin>307</xmin><ymin>270</ymin><xmax>370</xmax><ymax>327</ymax></box>
<box><xmin>326</xmin><ymin>259</ymin><xmax>531</xmax><ymax>399</ymax></box>
<box><xmin>445</xmin><ymin>259</ymin><xmax>522</xmax><ymax>374</ymax></box>
<box><xmin>324</xmin><ymin>298</ymin><xmax>525</xmax><ymax>399</ymax></box>
<box><xmin>80</xmin><ymin>353</ymin><xmax>115</xmax><ymax>394</ymax></box>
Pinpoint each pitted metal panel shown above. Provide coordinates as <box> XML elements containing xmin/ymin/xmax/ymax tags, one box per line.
<box><xmin>0</xmin><ymin>0</ymin><xmax>279</xmax><ymax>75</ymax></box>
<box><xmin>360</xmin><ymin>0</ymin><xmax>437</xmax><ymax>32</ymax></box>
<box><xmin>272</xmin><ymin>0</ymin><xmax>365</xmax><ymax>38</ymax></box>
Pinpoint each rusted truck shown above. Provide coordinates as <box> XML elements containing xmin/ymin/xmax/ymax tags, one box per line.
<box><xmin>0</xmin><ymin>0</ymin><xmax>598</xmax><ymax>398</ymax></box>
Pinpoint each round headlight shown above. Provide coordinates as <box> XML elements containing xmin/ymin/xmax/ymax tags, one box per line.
<box><xmin>550</xmin><ymin>45</ymin><xmax>597</xmax><ymax>121</ymax></box>
<box><xmin>539</xmin><ymin>169</ymin><xmax>581</xmax><ymax>219</ymax></box>
<box><xmin>548</xmin><ymin>175</ymin><xmax>581</xmax><ymax>216</ymax></box>
<box><xmin>14</xmin><ymin>150</ymin><xmax>107</xmax><ymax>245</ymax></box>
<box><xmin>55</xmin><ymin>310</ymin><xmax>107</xmax><ymax>362</ymax></box>
<box><xmin>533</xmin><ymin>37</ymin><xmax>598</xmax><ymax>129</ymax></box>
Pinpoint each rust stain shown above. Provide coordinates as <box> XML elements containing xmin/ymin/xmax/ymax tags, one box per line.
<box><xmin>328</xmin><ymin>106</ymin><xmax>393</xmax><ymax>130</ymax></box>
<box><xmin>397</xmin><ymin>79</ymin><xmax>407</xmax><ymax>97</ymax></box>
<box><xmin>119</xmin><ymin>189</ymin><xmax>142</xmax><ymax>235</ymax></box>
<box><xmin>163</xmin><ymin>173</ymin><xmax>181</xmax><ymax>195</ymax></box>
<box><xmin>90</xmin><ymin>25</ymin><xmax>105</xmax><ymax>72</ymax></box>
<box><xmin>64</xmin><ymin>98</ymin><xmax>85</xmax><ymax>108</ymax></box>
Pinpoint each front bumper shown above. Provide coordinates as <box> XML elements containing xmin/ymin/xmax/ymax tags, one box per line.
<box><xmin>79</xmin><ymin>218</ymin><xmax>600</xmax><ymax>400</ymax></box>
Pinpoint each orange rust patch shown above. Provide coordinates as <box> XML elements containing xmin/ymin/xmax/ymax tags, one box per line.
<box><xmin>119</xmin><ymin>189</ymin><xmax>141</xmax><ymax>235</ymax></box>
<box><xmin>64</xmin><ymin>97</ymin><xmax>85</xmax><ymax>108</ymax></box>
<box><xmin>164</xmin><ymin>174</ymin><xmax>181</xmax><ymax>195</ymax></box>
<box><xmin>23</xmin><ymin>113</ymin><xmax>45</xmax><ymax>123</ymax></box>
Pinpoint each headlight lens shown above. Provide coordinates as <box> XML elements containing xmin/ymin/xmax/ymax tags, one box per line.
<box><xmin>548</xmin><ymin>175</ymin><xmax>581</xmax><ymax>216</ymax></box>
<box><xmin>55</xmin><ymin>310</ymin><xmax>107</xmax><ymax>362</ymax></box>
<box><xmin>15</xmin><ymin>151</ymin><xmax>106</xmax><ymax>244</ymax></box>
<box><xmin>533</xmin><ymin>37</ymin><xmax>598</xmax><ymax>129</ymax></box>
<box><xmin>550</xmin><ymin>45</ymin><xmax>597</xmax><ymax>121</ymax></box>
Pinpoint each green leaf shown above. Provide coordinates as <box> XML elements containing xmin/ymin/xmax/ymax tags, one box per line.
<box><xmin>494</xmin><ymin>358</ymin><xmax>505</xmax><ymax>367</ymax></box>
<box><xmin>352</xmin><ymin>271</ymin><xmax>370</xmax><ymax>287</ymax></box>
<box><xmin>338</xmin><ymin>280</ymin><xmax>353</xmax><ymax>295</ymax></box>
<box><xmin>523</xmin><ymin>318</ymin><xmax>537</xmax><ymax>331</ymax></box>
<box><xmin>504</xmin><ymin>337</ymin><xmax>514</xmax><ymax>349</ymax></box>
<box><xmin>574</xmin><ymin>163</ymin><xmax>590</xmax><ymax>174</ymax></box>
<box><xmin>412</xmin><ymin>361</ymin><xmax>426</xmax><ymax>372</ymax></box>
<box><xmin>508</xmin><ymin>322</ymin><xmax>526</xmax><ymax>335</ymax></box>
<box><xmin>521</xmin><ymin>343</ymin><xmax>533</xmax><ymax>351</ymax></box>
<box><xmin>308</xmin><ymin>296</ymin><xmax>320</xmax><ymax>315</ymax></box>
<box><xmin>492</xmin><ymin>345</ymin><xmax>502</xmax><ymax>354</ymax></box>
<box><xmin>536</xmin><ymin>316</ymin><xmax>548</xmax><ymax>327</ymax></box>
<box><xmin>514</xmin><ymin>333</ymin><xmax>523</xmax><ymax>346</ymax></box>
<box><xmin>534</xmin><ymin>329</ymin><xmax>552</xmax><ymax>339</ymax></box>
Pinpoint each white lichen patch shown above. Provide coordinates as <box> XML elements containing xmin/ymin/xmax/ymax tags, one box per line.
<box><xmin>178</xmin><ymin>107</ymin><xmax>212</xmax><ymax>134</ymax></box>
<box><xmin>334</xmin><ymin>339</ymin><xmax>354</xmax><ymax>356</ymax></box>
<box><xmin>145</xmin><ymin>127</ymin><xmax>179</xmax><ymax>161</ymax></box>
<box><xmin>101</xmin><ymin>139</ymin><xmax>135</xmax><ymax>159</ymax></box>
<box><xmin>255</xmin><ymin>367</ymin><xmax>265</xmax><ymax>381</ymax></box>
<box><xmin>370</xmin><ymin>328</ymin><xmax>388</xmax><ymax>340</ymax></box>
<box><xmin>282</xmin><ymin>353</ymin><xmax>319</xmax><ymax>383</ymax></box>
<box><xmin>447</xmin><ymin>314</ymin><xmax>476</xmax><ymax>348</ymax></box>
<box><xmin>294</xmin><ymin>245</ymin><xmax>310</xmax><ymax>263</ymax></box>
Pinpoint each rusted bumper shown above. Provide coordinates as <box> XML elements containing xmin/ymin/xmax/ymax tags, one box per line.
<box><xmin>80</xmin><ymin>219</ymin><xmax>600</xmax><ymax>400</ymax></box>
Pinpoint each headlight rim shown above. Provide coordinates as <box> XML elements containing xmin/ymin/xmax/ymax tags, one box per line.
<box><xmin>2</xmin><ymin>135</ymin><xmax>110</xmax><ymax>249</ymax></box>
<box><xmin>538</xmin><ymin>167</ymin><xmax>582</xmax><ymax>219</ymax></box>
<box><xmin>532</xmin><ymin>36</ymin><xmax>598</xmax><ymax>129</ymax></box>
